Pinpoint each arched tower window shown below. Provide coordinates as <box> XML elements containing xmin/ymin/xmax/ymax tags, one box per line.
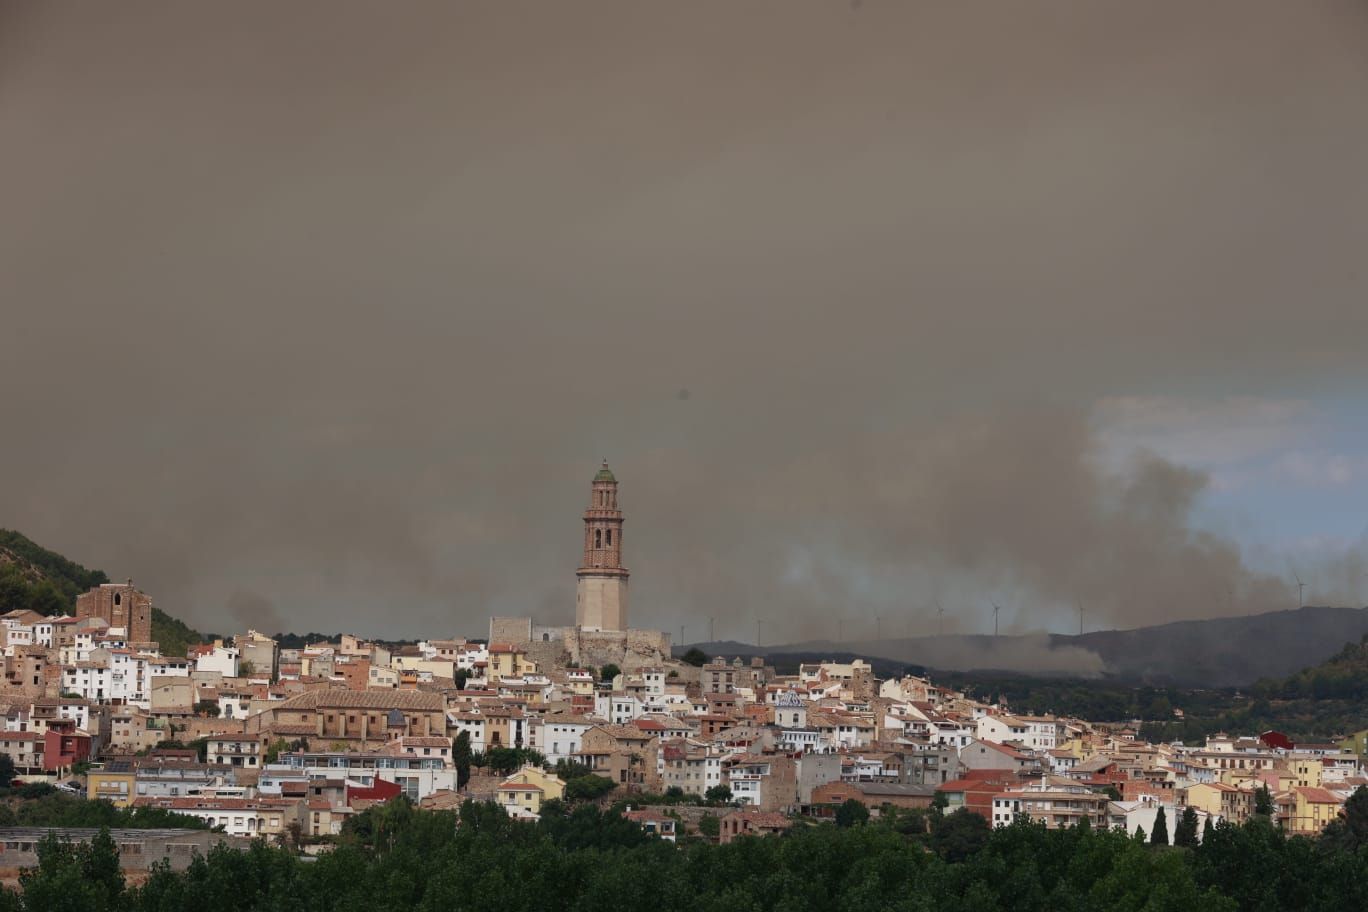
<box><xmin>595</xmin><ymin>529</ymin><xmax>602</xmax><ymax>548</ymax></box>
<box><xmin>605</xmin><ymin>530</ymin><xmax>612</xmax><ymax>546</ymax></box>
<box><xmin>114</xmin><ymin>593</ymin><xmax>121</xmax><ymax>606</ymax></box>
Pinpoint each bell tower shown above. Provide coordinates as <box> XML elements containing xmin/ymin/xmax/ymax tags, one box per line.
<box><xmin>576</xmin><ymin>461</ymin><xmax>629</xmax><ymax>631</ymax></box>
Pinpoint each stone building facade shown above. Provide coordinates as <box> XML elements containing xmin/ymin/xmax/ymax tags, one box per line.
<box><xmin>75</xmin><ymin>581</ymin><xmax>153</xmax><ymax>644</ymax></box>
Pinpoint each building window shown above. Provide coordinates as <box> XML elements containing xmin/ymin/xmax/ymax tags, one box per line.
<box><xmin>594</xmin><ymin>530</ymin><xmax>602</xmax><ymax>548</ymax></box>
<box><xmin>605</xmin><ymin>530</ymin><xmax>612</xmax><ymax>546</ymax></box>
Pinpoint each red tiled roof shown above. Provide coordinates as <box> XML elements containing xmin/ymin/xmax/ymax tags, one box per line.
<box><xmin>1296</xmin><ymin>787</ymin><xmax>1342</xmax><ymax>804</ymax></box>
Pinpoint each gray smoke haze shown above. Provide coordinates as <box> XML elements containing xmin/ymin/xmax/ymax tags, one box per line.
<box><xmin>223</xmin><ymin>589</ymin><xmax>285</xmax><ymax>638</ymax></box>
<box><xmin>2</xmin><ymin>1</ymin><xmax>1368</xmax><ymax>640</ymax></box>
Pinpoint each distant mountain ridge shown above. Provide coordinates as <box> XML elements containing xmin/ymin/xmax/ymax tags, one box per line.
<box><xmin>685</xmin><ymin>605</ymin><xmax>1368</xmax><ymax>688</ymax></box>
<box><xmin>0</xmin><ymin>528</ymin><xmax>203</xmax><ymax>657</ymax></box>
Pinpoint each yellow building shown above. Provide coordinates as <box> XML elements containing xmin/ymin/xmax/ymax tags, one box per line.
<box><xmin>1288</xmin><ymin>787</ymin><xmax>1343</xmax><ymax>836</ymax></box>
<box><xmin>486</xmin><ymin>644</ymin><xmax>537</xmax><ymax>684</ymax></box>
<box><xmin>495</xmin><ymin>765</ymin><xmax>565</xmax><ymax>819</ymax></box>
<box><xmin>87</xmin><ymin>765</ymin><xmax>137</xmax><ymax>808</ymax></box>
<box><xmin>1288</xmin><ymin>756</ymin><xmax>1323</xmax><ymax>789</ymax></box>
<box><xmin>1181</xmin><ymin>782</ymin><xmax>1252</xmax><ymax>824</ymax></box>
<box><xmin>1339</xmin><ymin>730</ymin><xmax>1368</xmax><ymax>756</ymax></box>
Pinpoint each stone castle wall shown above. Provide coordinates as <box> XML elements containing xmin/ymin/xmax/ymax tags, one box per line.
<box><xmin>488</xmin><ymin>616</ymin><xmax>532</xmax><ymax>644</ymax></box>
<box><xmin>568</xmin><ymin>627</ymin><xmax>671</xmax><ymax>670</ymax></box>
<box><xmin>484</xmin><ymin>616</ymin><xmax>672</xmax><ymax>672</ymax></box>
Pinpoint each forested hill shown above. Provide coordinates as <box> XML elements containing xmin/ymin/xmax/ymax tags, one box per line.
<box><xmin>0</xmin><ymin>528</ymin><xmax>108</xmax><ymax>614</ymax></box>
<box><xmin>1253</xmin><ymin>633</ymin><xmax>1368</xmax><ymax>701</ymax></box>
<box><xmin>0</xmin><ymin>528</ymin><xmax>203</xmax><ymax>657</ymax></box>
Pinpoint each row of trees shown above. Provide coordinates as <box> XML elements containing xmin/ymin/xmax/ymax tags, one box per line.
<box><xmin>8</xmin><ymin>788</ymin><xmax>1368</xmax><ymax>911</ymax></box>
<box><xmin>0</xmin><ymin>790</ymin><xmax>214</xmax><ymax>831</ymax></box>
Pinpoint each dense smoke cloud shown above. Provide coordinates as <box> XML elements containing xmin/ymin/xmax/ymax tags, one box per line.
<box><xmin>2</xmin><ymin>1</ymin><xmax>1367</xmax><ymax>639</ymax></box>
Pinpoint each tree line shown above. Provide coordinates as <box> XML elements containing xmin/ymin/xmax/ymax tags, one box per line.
<box><xmin>5</xmin><ymin>787</ymin><xmax>1368</xmax><ymax>911</ymax></box>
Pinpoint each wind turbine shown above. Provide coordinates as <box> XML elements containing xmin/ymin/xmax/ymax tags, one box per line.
<box><xmin>1294</xmin><ymin>573</ymin><xmax>1306</xmax><ymax>610</ymax></box>
<box><xmin>936</xmin><ymin>600</ymin><xmax>945</xmax><ymax>637</ymax></box>
<box><xmin>991</xmin><ymin>601</ymin><xmax>1002</xmax><ymax>637</ymax></box>
<box><xmin>1076</xmin><ymin>597</ymin><xmax>1084</xmax><ymax>637</ymax></box>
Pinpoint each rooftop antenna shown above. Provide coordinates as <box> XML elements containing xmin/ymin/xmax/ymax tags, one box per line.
<box><xmin>1294</xmin><ymin>573</ymin><xmax>1306</xmax><ymax>609</ymax></box>
<box><xmin>991</xmin><ymin>601</ymin><xmax>1002</xmax><ymax>637</ymax></box>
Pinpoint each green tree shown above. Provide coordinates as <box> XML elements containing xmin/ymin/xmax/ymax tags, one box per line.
<box><xmin>81</xmin><ymin>826</ymin><xmax>126</xmax><ymax>908</ymax></box>
<box><xmin>264</xmin><ymin>738</ymin><xmax>289</xmax><ymax>764</ymax></box>
<box><xmin>1150</xmin><ymin>805</ymin><xmax>1169</xmax><ymax>845</ymax></box>
<box><xmin>681</xmin><ymin>648</ymin><xmax>708</xmax><ymax>667</ymax></box>
<box><xmin>18</xmin><ymin>832</ymin><xmax>111</xmax><ymax>912</ymax></box>
<box><xmin>0</xmin><ymin>754</ymin><xmax>14</xmax><ymax>788</ymax></box>
<box><xmin>555</xmin><ymin>759</ymin><xmax>593</xmax><ymax>780</ymax></box>
<box><xmin>483</xmin><ymin>746</ymin><xmax>544</xmax><ymax>775</ymax></box>
<box><xmin>192</xmin><ymin>699</ymin><xmax>220</xmax><ymax>717</ymax></box>
<box><xmin>1174</xmin><ymin>806</ymin><xmax>1200</xmax><ymax>847</ymax></box>
<box><xmin>564</xmin><ymin>774</ymin><xmax>616</xmax><ymax>803</ymax></box>
<box><xmin>834</xmin><ymin>799</ymin><xmax>869</xmax><ymax>828</ymax></box>
<box><xmin>1254</xmin><ymin>784</ymin><xmax>1274</xmax><ymax>817</ymax></box>
<box><xmin>1202</xmin><ymin>816</ymin><xmax>1215</xmax><ymax>844</ymax></box>
<box><xmin>930</xmin><ymin>808</ymin><xmax>989</xmax><ymax>862</ymax></box>
<box><xmin>598</xmin><ymin>663</ymin><xmax>621</xmax><ymax>683</ymax></box>
<box><xmin>454</xmin><ymin>731</ymin><xmax>472</xmax><ymax>789</ymax></box>
<box><xmin>698</xmin><ymin>814</ymin><xmax>720</xmax><ymax>839</ymax></box>
<box><xmin>704</xmin><ymin>784</ymin><xmax>732</xmax><ymax>804</ymax></box>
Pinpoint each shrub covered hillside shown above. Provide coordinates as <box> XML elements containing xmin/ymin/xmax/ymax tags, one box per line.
<box><xmin>7</xmin><ymin>792</ymin><xmax>1368</xmax><ymax>911</ymax></box>
<box><xmin>0</xmin><ymin>529</ymin><xmax>203</xmax><ymax>657</ymax></box>
<box><xmin>0</xmin><ymin>528</ymin><xmax>108</xmax><ymax>616</ymax></box>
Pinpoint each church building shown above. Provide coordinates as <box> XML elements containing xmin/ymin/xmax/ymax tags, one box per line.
<box><xmin>490</xmin><ymin>462</ymin><xmax>669</xmax><ymax>668</ymax></box>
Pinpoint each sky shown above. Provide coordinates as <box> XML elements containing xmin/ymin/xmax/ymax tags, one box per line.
<box><xmin>2</xmin><ymin>1</ymin><xmax>1368</xmax><ymax>642</ymax></box>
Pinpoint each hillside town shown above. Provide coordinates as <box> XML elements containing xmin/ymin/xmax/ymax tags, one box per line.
<box><xmin>1</xmin><ymin>465</ymin><xmax>1365</xmax><ymax>862</ymax></box>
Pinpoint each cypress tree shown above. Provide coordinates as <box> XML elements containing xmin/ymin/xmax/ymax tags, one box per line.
<box><xmin>1173</xmin><ymin>807</ymin><xmax>1199</xmax><ymax>847</ymax></box>
<box><xmin>1150</xmin><ymin>805</ymin><xmax>1169</xmax><ymax>845</ymax></box>
<box><xmin>454</xmin><ymin>731</ymin><xmax>472</xmax><ymax>789</ymax></box>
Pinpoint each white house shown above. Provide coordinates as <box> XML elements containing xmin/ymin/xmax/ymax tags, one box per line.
<box><xmin>195</xmin><ymin>646</ymin><xmax>240</xmax><ymax>677</ymax></box>
<box><xmin>536</xmin><ymin>713</ymin><xmax>594</xmax><ymax>762</ymax></box>
<box><xmin>976</xmin><ymin>714</ymin><xmax>1030</xmax><ymax>745</ymax></box>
